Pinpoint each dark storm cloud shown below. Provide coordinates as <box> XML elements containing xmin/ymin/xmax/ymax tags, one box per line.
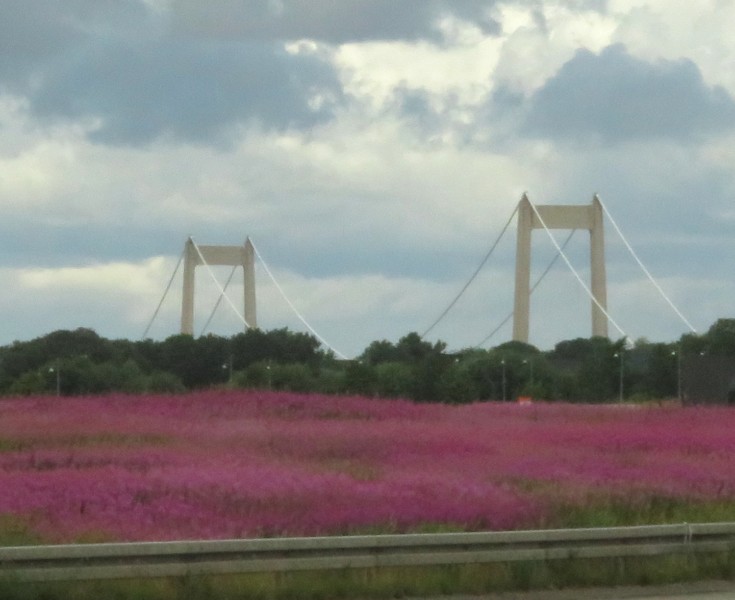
<box><xmin>0</xmin><ymin>0</ymin><xmax>343</xmax><ymax>145</ymax></box>
<box><xmin>522</xmin><ymin>44</ymin><xmax>735</xmax><ymax>143</ymax></box>
<box><xmin>171</xmin><ymin>0</ymin><xmax>501</xmax><ymax>43</ymax></box>
<box><xmin>0</xmin><ymin>0</ymin><xmax>150</xmax><ymax>83</ymax></box>
<box><xmin>30</xmin><ymin>38</ymin><xmax>342</xmax><ymax>145</ymax></box>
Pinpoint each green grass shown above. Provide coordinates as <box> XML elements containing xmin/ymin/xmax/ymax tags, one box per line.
<box><xmin>543</xmin><ymin>495</ymin><xmax>735</xmax><ymax>529</ymax></box>
<box><xmin>2</xmin><ymin>550</ymin><xmax>735</xmax><ymax>600</ymax></box>
<box><xmin>0</xmin><ymin>515</ymin><xmax>42</xmax><ymax>546</ymax></box>
<box><xmin>3</xmin><ymin>496</ymin><xmax>735</xmax><ymax>599</ymax></box>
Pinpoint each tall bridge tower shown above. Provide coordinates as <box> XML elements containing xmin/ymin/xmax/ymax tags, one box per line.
<box><xmin>181</xmin><ymin>238</ymin><xmax>257</xmax><ymax>335</ymax></box>
<box><xmin>513</xmin><ymin>195</ymin><xmax>607</xmax><ymax>343</ymax></box>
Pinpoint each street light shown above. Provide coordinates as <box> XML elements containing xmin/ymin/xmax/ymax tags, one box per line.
<box><xmin>522</xmin><ymin>358</ymin><xmax>534</xmax><ymax>384</ymax></box>
<box><xmin>671</xmin><ymin>349</ymin><xmax>682</xmax><ymax>401</ymax></box>
<box><xmin>222</xmin><ymin>354</ymin><xmax>233</xmax><ymax>385</ymax></box>
<box><xmin>613</xmin><ymin>351</ymin><xmax>624</xmax><ymax>402</ymax></box>
<box><xmin>500</xmin><ymin>359</ymin><xmax>507</xmax><ymax>401</ymax></box>
<box><xmin>48</xmin><ymin>365</ymin><xmax>60</xmax><ymax>397</ymax></box>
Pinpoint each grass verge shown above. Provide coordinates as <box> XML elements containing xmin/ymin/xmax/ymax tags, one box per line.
<box><xmin>2</xmin><ymin>549</ymin><xmax>735</xmax><ymax>600</ymax></box>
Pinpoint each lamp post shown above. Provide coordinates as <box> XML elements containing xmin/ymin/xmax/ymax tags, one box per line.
<box><xmin>614</xmin><ymin>351</ymin><xmax>624</xmax><ymax>402</ymax></box>
<box><xmin>522</xmin><ymin>358</ymin><xmax>534</xmax><ymax>384</ymax></box>
<box><xmin>222</xmin><ymin>354</ymin><xmax>233</xmax><ymax>385</ymax></box>
<box><xmin>501</xmin><ymin>359</ymin><xmax>507</xmax><ymax>401</ymax></box>
<box><xmin>671</xmin><ymin>349</ymin><xmax>682</xmax><ymax>401</ymax></box>
<box><xmin>48</xmin><ymin>365</ymin><xmax>60</xmax><ymax>397</ymax></box>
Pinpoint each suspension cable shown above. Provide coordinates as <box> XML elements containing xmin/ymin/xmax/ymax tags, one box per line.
<box><xmin>199</xmin><ymin>266</ymin><xmax>238</xmax><ymax>336</ymax></box>
<box><xmin>475</xmin><ymin>313</ymin><xmax>513</xmax><ymax>351</ymax></box>
<box><xmin>190</xmin><ymin>238</ymin><xmax>252</xmax><ymax>329</ymax></box>
<box><xmin>596</xmin><ymin>195</ymin><xmax>697</xmax><ymax>333</ymax></box>
<box><xmin>528</xmin><ymin>199</ymin><xmax>627</xmax><ymax>338</ymax></box>
<box><xmin>249</xmin><ymin>240</ymin><xmax>348</xmax><ymax>360</ymax></box>
<box><xmin>474</xmin><ymin>229</ymin><xmax>577</xmax><ymax>348</ymax></box>
<box><xmin>421</xmin><ymin>203</ymin><xmax>519</xmax><ymax>338</ymax></box>
<box><xmin>141</xmin><ymin>250</ymin><xmax>184</xmax><ymax>339</ymax></box>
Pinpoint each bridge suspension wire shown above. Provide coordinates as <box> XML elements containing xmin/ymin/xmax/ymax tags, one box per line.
<box><xmin>190</xmin><ymin>238</ymin><xmax>253</xmax><ymax>330</ymax></box>
<box><xmin>474</xmin><ymin>229</ymin><xmax>577</xmax><ymax>348</ymax></box>
<box><xmin>596</xmin><ymin>195</ymin><xmax>697</xmax><ymax>334</ymax></box>
<box><xmin>528</xmin><ymin>199</ymin><xmax>627</xmax><ymax>338</ymax></box>
<box><xmin>249</xmin><ymin>240</ymin><xmax>348</xmax><ymax>360</ymax></box>
<box><xmin>199</xmin><ymin>266</ymin><xmax>238</xmax><ymax>337</ymax></box>
<box><xmin>141</xmin><ymin>249</ymin><xmax>185</xmax><ymax>339</ymax></box>
<box><xmin>421</xmin><ymin>203</ymin><xmax>519</xmax><ymax>339</ymax></box>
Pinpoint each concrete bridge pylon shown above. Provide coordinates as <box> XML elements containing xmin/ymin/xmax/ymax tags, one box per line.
<box><xmin>181</xmin><ymin>238</ymin><xmax>257</xmax><ymax>335</ymax></box>
<box><xmin>512</xmin><ymin>194</ymin><xmax>608</xmax><ymax>343</ymax></box>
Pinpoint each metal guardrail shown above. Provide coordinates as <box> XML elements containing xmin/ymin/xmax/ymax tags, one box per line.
<box><xmin>1</xmin><ymin>522</ymin><xmax>735</xmax><ymax>582</ymax></box>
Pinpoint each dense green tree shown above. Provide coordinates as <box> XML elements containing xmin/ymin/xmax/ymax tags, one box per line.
<box><xmin>145</xmin><ymin>370</ymin><xmax>186</xmax><ymax>393</ymax></box>
<box><xmin>437</xmin><ymin>360</ymin><xmax>479</xmax><ymax>404</ymax></box>
<box><xmin>458</xmin><ymin>350</ymin><xmax>501</xmax><ymax>400</ymax></box>
<box><xmin>6</xmin><ymin>370</ymin><xmax>46</xmax><ymax>396</ymax></box>
<box><xmin>269</xmin><ymin>363</ymin><xmax>315</xmax><ymax>393</ymax></box>
<box><xmin>395</xmin><ymin>332</ymin><xmax>446</xmax><ymax>363</ymax></box>
<box><xmin>548</xmin><ymin>337</ymin><xmax>624</xmax><ymax>402</ymax></box>
<box><xmin>1</xmin><ymin>320</ymin><xmax>733</xmax><ymax>402</ymax></box>
<box><xmin>267</xmin><ymin>328</ymin><xmax>323</xmax><ymax>364</ymax></box>
<box><xmin>355</xmin><ymin>333</ymin><xmax>451</xmax><ymax>401</ymax></box>
<box><xmin>230</xmin><ymin>328</ymin><xmax>323</xmax><ymax>370</ymax></box>
<box><xmin>342</xmin><ymin>361</ymin><xmax>377</xmax><ymax>396</ymax></box>
<box><xmin>489</xmin><ymin>341</ymin><xmax>544</xmax><ymax>400</ymax></box>
<box><xmin>361</xmin><ymin>340</ymin><xmax>400</xmax><ymax>365</ymax></box>
<box><xmin>156</xmin><ymin>334</ymin><xmax>229</xmax><ymax>388</ymax></box>
<box><xmin>412</xmin><ymin>352</ymin><xmax>452</xmax><ymax>402</ymax></box>
<box><xmin>635</xmin><ymin>342</ymin><xmax>678</xmax><ymax>399</ymax></box>
<box><xmin>233</xmin><ymin>361</ymin><xmax>271</xmax><ymax>390</ymax></box>
<box><xmin>701</xmin><ymin>319</ymin><xmax>735</xmax><ymax>355</ymax></box>
<box><xmin>374</xmin><ymin>361</ymin><xmax>415</xmax><ymax>398</ymax></box>
<box><xmin>0</xmin><ymin>328</ymin><xmax>110</xmax><ymax>390</ymax></box>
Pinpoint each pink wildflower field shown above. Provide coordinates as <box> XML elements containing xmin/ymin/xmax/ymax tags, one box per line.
<box><xmin>1</xmin><ymin>391</ymin><xmax>735</xmax><ymax>544</ymax></box>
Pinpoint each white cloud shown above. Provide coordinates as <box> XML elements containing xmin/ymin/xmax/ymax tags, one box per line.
<box><xmin>335</xmin><ymin>31</ymin><xmax>501</xmax><ymax>109</ymax></box>
<box><xmin>18</xmin><ymin>258</ymin><xmax>168</xmax><ymax>295</ymax></box>
<box><xmin>0</xmin><ymin>96</ymin><xmax>95</xmax><ymax>216</ymax></box>
<box><xmin>490</xmin><ymin>2</ymin><xmax>616</xmax><ymax>95</ymax></box>
<box><xmin>0</xmin><ymin>257</ymin><xmax>178</xmax><ymax>342</ymax></box>
<box><xmin>609</xmin><ymin>0</ymin><xmax>735</xmax><ymax>93</ymax></box>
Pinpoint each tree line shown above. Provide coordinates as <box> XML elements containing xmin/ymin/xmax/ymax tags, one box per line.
<box><xmin>0</xmin><ymin>319</ymin><xmax>733</xmax><ymax>402</ymax></box>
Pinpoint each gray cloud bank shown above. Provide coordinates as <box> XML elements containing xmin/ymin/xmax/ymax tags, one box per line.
<box><xmin>171</xmin><ymin>0</ymin><xmax>501</xmax><ymax>43</ymax></box>
<box><xmin>32</xmin><ymin>39</ymin><xmax>342</xmax><ymax>145</ymax></box>
<box><xmin>0</xmin><ymin>0</ymin><xmax>507</xmax><ymax>146</ymax></box>
<box><xmin>1</xmin><ymin>0</ymin><xmax>343</xmax><ymax>145</ymax></box>
<box><xmin>523</xmin><ymin>45</ymin><xmax>735</xmax><ymax>143</ymax></box>
<box><xmin>9</xmin><ymin>3</ymin><xmax>730</xmax><ymax>150</ymax></box>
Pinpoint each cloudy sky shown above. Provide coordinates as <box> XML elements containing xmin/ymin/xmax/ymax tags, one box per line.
<box><xmin>1</xmin><ymin>0</ymin><xmax>733</xmax><ymax>358</ymax></box>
